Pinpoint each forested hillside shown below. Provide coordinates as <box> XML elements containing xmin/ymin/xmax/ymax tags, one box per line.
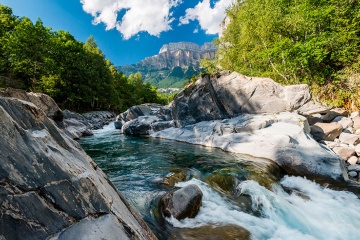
<box><xmin>0</xmin><ymin>5</ymin><xmax>166</xmax><ymax>112</ymax></box>
<box><xmin>217</xmin><ymin>0</ymin><xmax>360</xmax><ymax>108</ymax></box>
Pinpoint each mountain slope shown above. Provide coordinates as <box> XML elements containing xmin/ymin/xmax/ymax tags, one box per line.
<box><xmin>117</xmin><ymin>42</ymin><xmax>216</xmax><ymax>88</ymax></box>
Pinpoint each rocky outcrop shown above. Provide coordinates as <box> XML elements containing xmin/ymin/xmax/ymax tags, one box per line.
<box><xmin>0</xmin><ymin>87</ymin><xmax>63</xmax><ymax>121</ymax></box>
<box><xmin>171</xmin><ymin>71</ymin><xmax>311</xmax><ymax>127</ymax></box>
<box><xmin>117</xmin><ymin>72</ymin><xmax>345</xmax><ymax>180</ymax></box>
<box><xmin>0</xmin><ymin>96</ymin><xmax>156</xmax><ymax>239</ymax></box>
<box><xmin>159</xmin><ymin>185</ymin><xmax>202</xmax><ymax>220</ymax></box>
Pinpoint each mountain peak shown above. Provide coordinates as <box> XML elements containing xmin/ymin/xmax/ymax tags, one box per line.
<box><xmin>159</xmin><ymin>42</ymin><xmax>216</xmax><ymax>54</ymax></box>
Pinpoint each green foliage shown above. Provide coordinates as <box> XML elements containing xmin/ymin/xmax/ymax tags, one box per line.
<box><xmin>218</xmin><ymin>0</ymin><xmax>360</xmax><ymax>86</ymax></box>
<box><xmin>0</xmin><ymin>4</ymin><xmax>165</xmax><ymax>112</ymax></box>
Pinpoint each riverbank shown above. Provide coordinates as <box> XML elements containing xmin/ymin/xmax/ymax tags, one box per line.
<box><xmin>115</xmin><ymin>71</ymin><xmax>360</xmax><ymax>184</ymax></box>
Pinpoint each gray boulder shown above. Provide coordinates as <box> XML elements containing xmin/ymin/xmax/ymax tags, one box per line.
<box><xmin>160</xmin><ymin>184</ymin><xmax>202</xmax><ymax>220</ymax></box>
<box><xmin>152</xmin><ymin>112</ymin><xmax>344</xmax><ymax>180</ymax></box>
<box><xmin>171</xmin><ymin>72</ymin><xmax>311</xmax><ymax>127</ymax></box>
<box><xmin>0</xmin><ymin>97</ymin><xmax>156</xmax><ymax>240</ymax></box>
<box><xmin>0</xmin><ymin>87</ymin><xmax>63</xmax><ymax>121</ymax></box>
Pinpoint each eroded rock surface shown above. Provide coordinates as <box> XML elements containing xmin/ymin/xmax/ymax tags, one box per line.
<box><xmin>0</xmin><ymin>96</ymin><xmax>156</xmax><ymax>239</ymax></box>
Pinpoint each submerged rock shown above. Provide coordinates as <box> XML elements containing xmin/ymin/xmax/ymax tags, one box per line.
<box><xmin>170</xmin><ymin>224</ymin><xmax>251</xmax><ymax>240</ymax></box>
<box><xmin>163</xmin><ymin>172</ymin><xmax>187</xmax><ymax>187</ymax></box>
<box><xmin>160</xmin><ymin>184</ymin><xmax>203</xmax><ymax>220</ymax></box>
<box><xmin>0</xmin><ymin>96</ymin><xmax>156</xmax><ymax>239</ymax></box>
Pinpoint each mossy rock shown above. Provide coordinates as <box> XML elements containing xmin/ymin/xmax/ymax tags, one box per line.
<box><xmin>205</xmin><ymin>168</ymin><xmax>242</xmax><ymax>194</ymax></box>
<box><xmin>170</xmin><ymin>224</ymin><xmax>251</xmax><ymax>240</ymax></box>
<box><xmin>242</xmin><ymin>160</ymin><xmax>283</xmax><ymax>189</ymax></box>
<box><xmin>163</xmin><ymin>171</ymin><xmax>187</xmax><ymax>186</ymax></box>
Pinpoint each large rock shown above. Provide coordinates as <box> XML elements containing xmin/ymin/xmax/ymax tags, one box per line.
<box><xmin>115</xmin><ymin>104</ymin><xmax>171</xmax><ymax>130</ymax></box>
<box><xmin>160</xmin><ymin>185</ymin><xmax>203</xmax><ymax>220</ymax></box>
<box><xmin>0</xmin><ymin>97</ymin><xmax>156</xmax><ymax>239</ymax></box>
<box><xmin>310</xmin><ymin>122</ymin><xmax>343</xmax><ymax>141</ymax></box>
<box><xmin>322</xmin><ymin>108</ymin><xmax>349</xmax><ymax>122</ymax></box>
<box><xmin>171</xmin><ymin>72</ymin><xmax>311</xmax><ymax>127</ymax></box>
<box><xmin>152</xmin><ymin>112</ymin><xmax>344</xmax><ymax>180</ymax></box>
<box><xmin>0</xmin><ymin>87</ymin><xmax>63</xmax><ymax>121</ymax></box>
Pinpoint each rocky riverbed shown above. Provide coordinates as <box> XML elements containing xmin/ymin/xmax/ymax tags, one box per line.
<box><xmin>115</xmin><ymin>71</ymin><xmax>356</xmax><ymax>182</ymax></box>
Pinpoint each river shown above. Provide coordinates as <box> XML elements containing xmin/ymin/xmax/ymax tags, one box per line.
<box><xmin>79</xmin><ymin>123</ymin><xmax>360</xmax><ymax>240</ymax></box>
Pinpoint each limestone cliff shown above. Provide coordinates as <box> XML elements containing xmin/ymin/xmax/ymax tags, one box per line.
<box><xmin>117</xmin><ymin>42</ymin><xmax>216</xmax><ymax>88</ymax></box>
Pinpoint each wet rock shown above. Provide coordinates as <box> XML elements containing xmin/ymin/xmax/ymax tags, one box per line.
<box><xmin>322</xmin><ymin>108</ymin><xmax>349</xmax><ymax>122</ymax></box>
<box><xmin>160</xmin><ymin>185</ymin><xmax>202</xmax><ymax>220</ymax></box>
<box><xmin>0</xmin><ymin>96</ymin><xmax>156</xmax><ymax>239</ymax></box>
<box><xmin>206</xmin><ymin>171</ymin><xmax>237</xmax><ymax>194</ymax></box>
<box><xmin>310</xmin><ymin>122</ymin><xmax>343</xmax><ymax>141</ymax></box>
<box><xmin>332</xmin><ymin>147</ymin><xmax>356</xmax><ymax>160</ymax></box>
<box><xmin>339</xmin><ymin>132</ymin><xmax>360</xmax><ymax>145</ymax></box>
<box><xmin>170</xmin><ymin>225</ymin><xmax>251</xmax><ymax>240</ymax></box>
<box><xmin>347</xmin><ymin>156</ymin><xmax>358</xmax><ymax>166</ymax></box>
<box><xmin>163</xmin><ymin>172</ymin><xmax>187</xmax><ymax>186</ymax></box>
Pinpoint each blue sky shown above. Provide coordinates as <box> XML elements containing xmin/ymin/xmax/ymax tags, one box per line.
<box><xmin>0</xmin><ymin>0</ymin><xmax>233</xmax><ymax>66</ymax></box>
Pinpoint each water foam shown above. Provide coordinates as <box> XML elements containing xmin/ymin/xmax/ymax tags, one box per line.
<box><xmin>169</xmin><ymin>177</ymin><xmax>360</xmax><ymax>240</ymax></box>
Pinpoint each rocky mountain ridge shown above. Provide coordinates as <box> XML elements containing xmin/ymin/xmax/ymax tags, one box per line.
<box><xmin>117</xmin><ymin>42</ymin><xmax>216</xmax><ymax>88</ymax></box>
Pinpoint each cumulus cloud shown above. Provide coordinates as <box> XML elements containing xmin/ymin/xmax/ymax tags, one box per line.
<box><xmin>179</xmin><ymin>0</ymin><xmax>234</xmax><ymax>34</ymax></box>
<box><xmin>80</xmin><ymin>0</ymin><xmax>182</xmax><ymax>39</ymax></box>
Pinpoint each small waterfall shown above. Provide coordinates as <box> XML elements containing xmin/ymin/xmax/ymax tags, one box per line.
<box><xmin>169</xmin><ymin>177</ymin><xmax>360</xmax><ymax>240</ymax></box>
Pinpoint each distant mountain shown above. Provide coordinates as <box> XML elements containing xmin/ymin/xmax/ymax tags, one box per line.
<box><xmin>116</xmin><ymin>42</ymin><xmax>217</xmax><ymax>88</ymax></box>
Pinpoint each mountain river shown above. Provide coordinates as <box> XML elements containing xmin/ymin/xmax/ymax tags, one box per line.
<box><xmin>79</xmin><ymin>123</ymin><xmax>360</xmax><ymax>240</ymax></box>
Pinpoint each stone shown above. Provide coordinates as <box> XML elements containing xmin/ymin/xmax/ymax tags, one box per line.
<box><xmin>160</xmin><ymin>184</ymin><xmax>203</xmax><ymax>220</ymax></box>
<box><xmin>307</xmin><ymin>115</ymin><xmax>323</xmax><ymax>125</ymax></box>
<box><xmin>355</xmin><ymin>144</ymin><xmax>360</xmax><ymax>156</ymax></box>
<box><xmin>353</xmin><ymin>117</ymin><xmax>360</xmax><ymax>130</ymax></box>
<box><xmin>296</xmin><ymin>101</ymin><xmax>330</xmax><ymax>116</ymax></box>
<box><xmin>347</xmin><ymin>156</ymin><xmax>358</xmax><ymax>166</ymax></box>
<box><xmin>122</xmin><ymin>116</ymin><xmax>163</xmax><ymax>135</ymax></box>
<box><xmin>163</xmin><ymin>172</ymin><xmax>187</xmax><ymax>186</ymax></box>
<box><xmin>322</xmin><ymin>108</ymin><xmax>349</xmax><ymax>122</ymax></box>
<box><xmin>348</xmin><ymin>171</ymin><xmax>358</xmax><ymax>178</ymax></box>
<box><xmin>310</xmin><ymin>122</ymin><xmax>343</xmax><ymax>141</ymax></box>
<box><xmin>170</xmin><ymin>225</ymin><xmax>251</xmax><ymax>240</ymax></box>
<box><xmin>0</xmin><ymin>96</ymin><xmax>156</xmax><ymax>239</ymax></box>
<box><xmin>348</xmin><ymin>165</ymin><xmax>360</xmax><ymax>172</ymax></box>
<box><xmin>152</xmin><ymin>112</ymin><xmax>344</xmax><ymax>180</ymax></box>
<box><xmin>332</xmin><ymin>147</ymin><xmax>356</xmax><ymax>160</ymax></box>
<box><xmin>320</xmin><ymin>140</ymin><xmax>340</xmax><ymax>149</ymax></box>
<box><xmin>355</xmin><ymin>129</ymin><xmax>360</xmax><ymax>135</ymax></box>
<box><xmin>339</xmin><ymin>132</ymin><xmax>360</xmax><ymax>145</ymax></box>
<box><xmin>171</xmin><ymin>72</ymin><xmax>311</xmax><ymax>127</ymax></box>
<box><xmin>206</xmin><ymin>172</ymin><xmax>237</xmax><ymax>194</ymax></box>
<box><xmin>350</xmin><ymin>111</ymin><xmax>360</xmax><ymax>119</ymax></box>
<box><xmin>332</xmin><ymin>116</ymin><xmax>353</xmax><ymax>129</ymax></box>
<box><xmin>343</xmin><ymin>127</ymin><xmax>355</xmax><ymax>134</ymax></box>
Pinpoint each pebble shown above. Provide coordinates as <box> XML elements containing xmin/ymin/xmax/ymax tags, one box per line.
<box><xmin>347</xmin><ymin>156</ymin><xmax>358</xmax><ymax>166</ymax></box>
<box><xmin>348</xmin><ymin>171</ymin><xmax>358</xmax><ymax>178</ymax></box>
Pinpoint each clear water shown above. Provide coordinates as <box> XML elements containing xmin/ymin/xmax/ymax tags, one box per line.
<box><xmin>80</xmin><ymin>123</ymin><xmax>360</xmax><ymax>240</ymax></box>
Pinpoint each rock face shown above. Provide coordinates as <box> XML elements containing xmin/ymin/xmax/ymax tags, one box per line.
<box><xmin>117</xmin><ymin>42</ymin><xmax>217</xmax><ymax>88</ymax></box>
<box><xmin>0</xmin><ymin>96</ymin><xmax>156</xmax><ymax>239</ymax></box>
<box><xmin>171</xmin><ymin>72</ymin><xmax>311</xmax><ymax>127</ymax></box>
<box><xmin>0</xmin><ymin>87</ymin><xmax>63</xmax><ymax>121</ymax></box>
<box><xmin>160</xmin><ymin>185</ymin><xmax>203</xmax><ymax>220</ymax></box>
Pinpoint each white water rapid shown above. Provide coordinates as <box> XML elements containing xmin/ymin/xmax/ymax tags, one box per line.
<box><xmin>169</xmin><ymin>177</ymin><xmax>360</xmax><ymax>240</ymax></box>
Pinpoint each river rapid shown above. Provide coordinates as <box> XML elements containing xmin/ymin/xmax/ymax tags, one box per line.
<box><xmin>79</xmin><ymin>123</ymin><xmax>360</xmax><ymax>240</ymax></box>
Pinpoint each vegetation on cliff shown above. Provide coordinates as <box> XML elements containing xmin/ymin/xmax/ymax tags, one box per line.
<box><xmin>216</xmin><ymin>0</ymin><xmax>360</xmax><ymax>108</ymax></box>
<box><xmin>0</xmin><ymin>5</ymin><xmax>166</xmax><ymax>112</ymax></box>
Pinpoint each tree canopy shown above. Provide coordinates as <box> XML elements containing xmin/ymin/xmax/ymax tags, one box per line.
<box><xmin>217</xmin><ymin>0</ymin><xmax>360</xmax><ymax>107</ymax></box>
<box><xmin>0</xmin><ymin>5</ymin><xmax>166</xmax><ymax>112</ymax></box>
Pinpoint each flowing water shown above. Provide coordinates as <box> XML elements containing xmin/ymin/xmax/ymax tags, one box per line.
<box><xmin>80</xmin><ymin>123</ymin><xmax>360</xmax><ymax>240</ymax></box>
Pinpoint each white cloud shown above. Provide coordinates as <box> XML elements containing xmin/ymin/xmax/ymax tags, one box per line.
<box><xmin>80</xmin><ymin>0</ymin><xmax>182</xmax><ymax>39</ymax></box>
<box><xmin>179</xmin><ymin>0</ymin><xmax>234</xmax><ymax>34</ymax></box>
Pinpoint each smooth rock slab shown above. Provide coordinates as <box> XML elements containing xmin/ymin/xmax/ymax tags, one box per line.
<box><xmin>152</xmin><ymin>112</ymin><xmax>344</xmax><ymax>180</ymax></box>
